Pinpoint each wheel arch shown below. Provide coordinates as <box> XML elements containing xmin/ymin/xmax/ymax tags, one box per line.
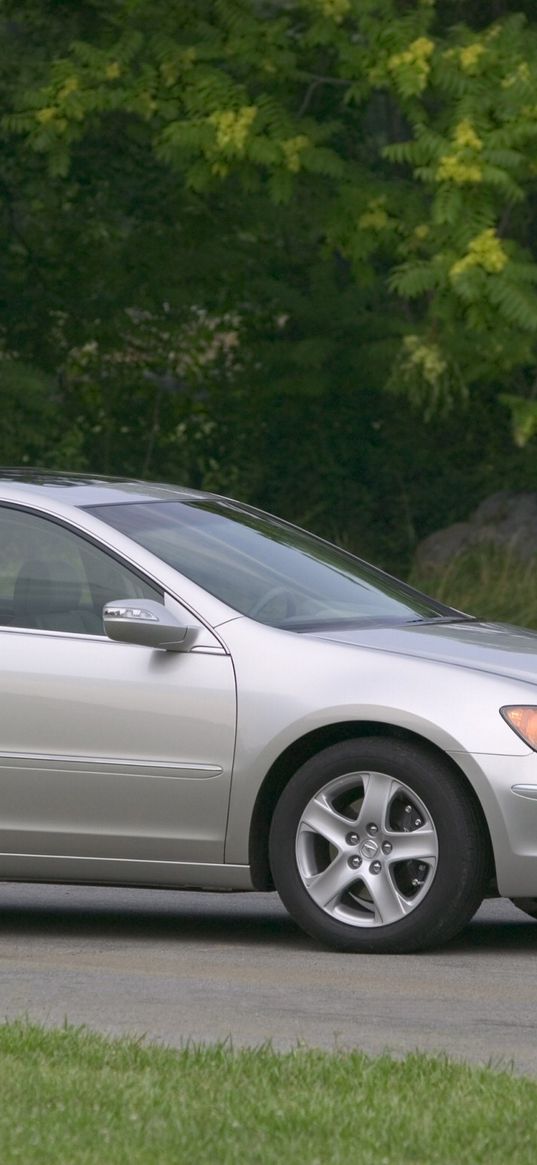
<box><xmin>248</xmin><ymin>720</ymin><xmax>496</xmax><ymax>890</ymax></box>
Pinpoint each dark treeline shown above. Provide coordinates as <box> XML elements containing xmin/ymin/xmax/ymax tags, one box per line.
<box><xmin>3</xmin><ymin>0</ymin><xmax>537</xmax><ymax>569</ymax></box>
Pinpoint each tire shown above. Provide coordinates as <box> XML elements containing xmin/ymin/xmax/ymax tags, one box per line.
<box><xmin>511</xmin><ymin>898</ymin><xmax>537</xmax><ymax>920</ymax></box>
<box><xmin>269</xmin><ymin>737</ymin><xmax>487</xmax><ymax>954</ymax></box>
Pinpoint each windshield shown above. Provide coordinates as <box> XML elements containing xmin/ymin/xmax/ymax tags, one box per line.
<box><xmin>86</xmin><ymin>498</ymin><xmax>460</xmax><ymax>631</ymax></box>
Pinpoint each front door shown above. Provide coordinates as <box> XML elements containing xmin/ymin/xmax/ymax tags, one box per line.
<box><xmin>0</xmin><ymin>505</ymin><xmax>236</xmax><ymax>885</ymax></box>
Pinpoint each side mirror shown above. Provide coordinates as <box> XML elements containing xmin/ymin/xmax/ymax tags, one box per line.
<box><xmin>103</xmin><ymin>599</ymin><xmax>199</xmax><ymax>652</ymax></box>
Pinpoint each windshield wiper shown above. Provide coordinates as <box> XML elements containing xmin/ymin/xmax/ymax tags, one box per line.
<box><xmin>407</xmin><ymin>615</ymin><xmax>477</xmax><ymax>626</ymax></box>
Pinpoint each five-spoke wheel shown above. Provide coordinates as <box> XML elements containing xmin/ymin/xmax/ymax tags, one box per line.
<box><xmin>269</xmin><ymin>738</ymin><xmax>487</xmax><ymax>953</ymax></box>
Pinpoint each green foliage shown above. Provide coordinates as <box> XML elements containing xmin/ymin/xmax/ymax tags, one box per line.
<box><xmin>411</xmin><ymin>544</ymin><xmax>537</xmax><ymax>629</ymax></box>
<box><xmin>500</xmin><ymin>393</ymin><xmax>537</xmax><ymax>446</ymax></box>
<box><xmin>4</xmin><ymin>2</ymin><xmax>537</xmax><ymax>569</ymax></box>
<box><xmin>0</xmin><ymin>360</ymin><xmax>84</xmax><ymax>469</ymax></box>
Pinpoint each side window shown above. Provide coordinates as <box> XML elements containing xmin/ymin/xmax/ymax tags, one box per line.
<box><xmin>0</xmin><ymin>506</ymin><xmax>162</xmax><ymax>635</ymax></box>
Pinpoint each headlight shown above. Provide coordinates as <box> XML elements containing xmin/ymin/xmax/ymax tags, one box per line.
<box><xmin>501</xmin><ymin>706</ymin><xmax>537</xmax><ymax>749</ymax></box>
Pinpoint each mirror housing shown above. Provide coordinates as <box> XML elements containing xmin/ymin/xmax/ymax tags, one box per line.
<box><xmin>103</xmin><ymin>599</ymin><xmax>199</xmax><ymax>652</ymax></box>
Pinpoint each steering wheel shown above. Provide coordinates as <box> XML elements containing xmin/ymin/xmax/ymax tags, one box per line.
<box><xmin>249</xmin><ymin>587</ymin><xmax>297</xmax><ymax>621</ymax></box>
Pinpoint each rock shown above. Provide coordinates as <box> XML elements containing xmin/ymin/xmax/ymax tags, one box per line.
<box><xmin>415</xmin><ymin>491</ymin><xmax>537</xmax><ymax>570</ymax></box>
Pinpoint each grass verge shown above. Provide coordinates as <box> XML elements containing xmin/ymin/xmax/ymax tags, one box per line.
<box><xmin>0</xmin><ymin>1021</ymin><xmax>536</xmax><ymax>1164</ymax></box>
<box><xmin>410</xmin><ymin>544</ymin><xmax>537</xmax><ymax>630</ymax></box>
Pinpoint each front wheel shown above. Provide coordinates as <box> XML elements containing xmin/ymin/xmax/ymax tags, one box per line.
<box><xmin>269</xmin><ymin>738</ymin><xmax>487</xmax><ymax>954</ymax></box>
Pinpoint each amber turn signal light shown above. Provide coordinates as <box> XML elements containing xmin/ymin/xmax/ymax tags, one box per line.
<box><xmin>501</xmin><ymin>706</ymin><xmax>537</xmax><ymax>750</ymax></box>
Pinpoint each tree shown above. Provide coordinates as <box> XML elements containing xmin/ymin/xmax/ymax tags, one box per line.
<box><xmin>3</xmin><ymin>1</ymin><xmax>537</xmax><ymax>565</ymax></box>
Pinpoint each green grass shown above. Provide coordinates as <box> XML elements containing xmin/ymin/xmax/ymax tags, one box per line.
<box><xmin>0</xmin><ymin>1022</ymin><xmax>536</xmax><ymax>1164</ymax></box>
<box><xmin>410</xmin><ymin>544</ymin><xmax>537</xmax><ymax>630</ymax></box>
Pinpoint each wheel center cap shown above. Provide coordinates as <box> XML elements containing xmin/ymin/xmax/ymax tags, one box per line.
<box><xmin>359</xmin><ymin>838</ymin><xmax>379</xmax><ymax>860</ymax></box>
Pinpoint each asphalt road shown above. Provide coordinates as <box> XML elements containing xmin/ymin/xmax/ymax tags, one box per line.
<box><xmin>0</xmin><ymin>885</ymin><xmax>536</xmax><ymax>1073</ymax></box>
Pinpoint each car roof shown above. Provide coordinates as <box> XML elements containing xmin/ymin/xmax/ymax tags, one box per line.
<box><xmin>0</xmin><ymin>468</ymin><xmax>207</xmax><ymax>508</ymax></box>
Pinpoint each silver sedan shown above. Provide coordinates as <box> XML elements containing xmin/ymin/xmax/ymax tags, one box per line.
<box><xmin>2</xmin><ymin>469</ymin><xmax>537</xmax><ymax>953</ymax></box>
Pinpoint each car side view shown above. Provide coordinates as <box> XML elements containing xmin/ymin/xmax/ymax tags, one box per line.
<box><xmin>1</xmin><ymin>468</ymin><xmax>537</xmax><ymax>953</ymax></box>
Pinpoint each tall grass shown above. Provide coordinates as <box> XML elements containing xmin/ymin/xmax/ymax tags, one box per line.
<box><xmin>409</xmin><ymin>545</ymin><xmax>537</xmax><ymax>630</ymax></box>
